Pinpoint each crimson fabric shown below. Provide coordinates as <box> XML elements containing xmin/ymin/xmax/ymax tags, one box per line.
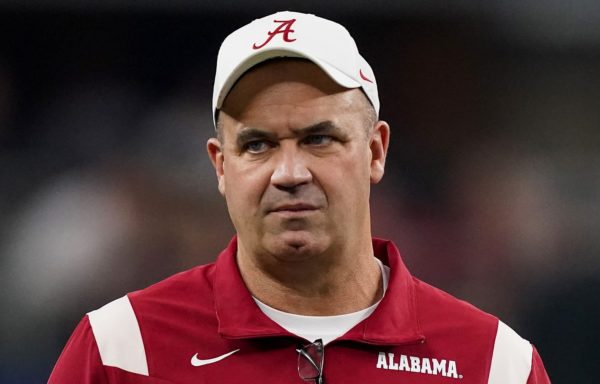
<box><xmin>49</xmin><ymin>237</ymin><xmax>550</xmax><ymax>383</ymax></box>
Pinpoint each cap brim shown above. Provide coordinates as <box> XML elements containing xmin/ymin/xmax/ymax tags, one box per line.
<box><xmin>214</xmin><ymin>48</ymin><xmax>361</xmax><ymax>111</ymax></box>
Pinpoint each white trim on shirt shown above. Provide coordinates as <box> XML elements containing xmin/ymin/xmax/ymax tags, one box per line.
<box><xmin>487</xmin><ymin>320</ymin><xmax>533</xmax><ymax>384</ymax></box>
<box><xmin>88</xmin><ymin>295</ymin><xmax>149</xmax><ymax>375</ymax></box>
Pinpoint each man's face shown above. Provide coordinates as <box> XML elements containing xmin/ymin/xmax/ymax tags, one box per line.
<box><xmin>208</xmin><ymin>60</ymin><xmax>389</xmax><ymax>263</ymax></box>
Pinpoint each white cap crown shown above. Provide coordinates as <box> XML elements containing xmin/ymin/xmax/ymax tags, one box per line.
<box><xmin>213</xmin><ymin>11</ymin><xmax>379</xmax><ymax>126</ymax></box>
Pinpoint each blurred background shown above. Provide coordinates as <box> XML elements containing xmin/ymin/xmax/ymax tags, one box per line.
<box><xmin>1</xmin><ymin>1</ymin><xmax>599</xmax><ymax>382</ymax></box>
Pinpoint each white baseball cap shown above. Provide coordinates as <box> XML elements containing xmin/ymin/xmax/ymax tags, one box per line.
<box><xmin>212</xmin><ymin>11</ymin><xmax>379</xmax><ymax>127</ymax></box>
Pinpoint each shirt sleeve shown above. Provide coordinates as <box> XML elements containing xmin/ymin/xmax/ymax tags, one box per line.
<box><xmin>48</xmin><ymin>316</ymin><xmax>109</xmax><ymax>384</ymax></box>
<box><xmin>526</xmin><ymin>346</ymin><xmax>551</xmax><ymax>384</ymax></box>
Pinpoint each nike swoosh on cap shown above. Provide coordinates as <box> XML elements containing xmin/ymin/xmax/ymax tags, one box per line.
<box><xmin>359</xmin><ymin>69</ymin><xmax>373</xmax><ymax>83</ymax></box>
<box><xmin>190</xmin><ymin>349</ymin><xmax>240</xmax><ymax>367</ymax></box>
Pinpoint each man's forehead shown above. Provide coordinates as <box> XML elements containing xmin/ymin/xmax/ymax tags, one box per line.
<box><xmin>221</xmin><ymin>103</ymin><xmax>352</xmax><ymax>137</ymax></box>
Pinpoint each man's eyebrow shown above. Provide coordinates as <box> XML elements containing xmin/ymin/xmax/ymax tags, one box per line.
<box><xmin>290</xmin><ymin>121</ymin><xmax>341</xmax><ymax>135</ymax></box>
<box><xmin>235</xmin><ymin>128</ymin><xmax>278</xmax><ymax>146</ymax></box>
<box><xmin>235</xmin><ymin>121</ymin><xmax>342</xmax><ymax>146</ymax></box>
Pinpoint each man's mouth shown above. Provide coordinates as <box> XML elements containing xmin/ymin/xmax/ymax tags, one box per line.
<box><xmin>270</xmin><ymin>203</ymin><xmax>319</xmax><ymax>214</ymax></box>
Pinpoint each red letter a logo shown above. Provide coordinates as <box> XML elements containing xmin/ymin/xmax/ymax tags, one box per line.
<box><xmin>252</xmin><ymin>19</ymin><xmax>297</xmax><ymax>50</ymax></box>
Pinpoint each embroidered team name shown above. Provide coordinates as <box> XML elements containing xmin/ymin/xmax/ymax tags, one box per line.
<box><xmin>376</xmin><ymin>352</ymin><xmax>462</xmax><ymax>379</ymax></box>
<box><xmin>252</xmin><ymin>19</ymin><xmax>297</xmax><ymax>49</ymax></box>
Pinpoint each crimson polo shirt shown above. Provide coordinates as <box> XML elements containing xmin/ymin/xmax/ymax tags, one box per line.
<box><xmin>48</xmin><ymin>237</ymin><xmax>550</xmax><ymax>383</ymax></box>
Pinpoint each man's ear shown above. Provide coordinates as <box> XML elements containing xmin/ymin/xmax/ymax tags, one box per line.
<box><xmin>369</xmin><ymin>120</ymin><xmax>390</xmax><ymax>184</ymax></box>
<box><xmin>207</xmin><ymin>137</ymin><xmax>226</xmax><ymax>196</ymax></box>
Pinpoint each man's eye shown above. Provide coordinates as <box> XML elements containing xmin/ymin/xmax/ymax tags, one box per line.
<box><xmin>244</xmin><ymin>140</ymin><xmax>270</xmax><ymax>153</ymax></box>
<box><xmin>304</xmin><ymin>135</ymin><xmax>333</xmax><ymax>146</ymax></box>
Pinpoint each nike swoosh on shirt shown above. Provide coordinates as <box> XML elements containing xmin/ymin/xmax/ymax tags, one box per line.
<box><xmin>190</xmin><ymin>349</ymin><xmax>240</xmax><ymax>367</ymax></box>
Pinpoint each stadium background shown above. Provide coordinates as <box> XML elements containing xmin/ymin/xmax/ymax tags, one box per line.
<box><xmin>1</xmin><ymin>1</ymin><xmax>599</xmax><ymax>382</ymax></box>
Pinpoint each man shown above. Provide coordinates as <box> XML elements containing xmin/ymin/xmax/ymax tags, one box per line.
<box><xmin>49</xmin><ymin>11</ymin><xmax>550</xmax><ymax>383</ymax></box>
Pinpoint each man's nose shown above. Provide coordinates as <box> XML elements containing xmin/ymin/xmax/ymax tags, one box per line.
<box><xmin>270</xmin><ymin>145</ymin><xmax>312</xmax><ymax>190</ymax></box>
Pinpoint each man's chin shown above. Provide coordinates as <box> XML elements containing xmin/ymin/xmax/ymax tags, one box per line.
<box><xmin>265</xmin><ymin>232</ymin><xmax>329</xmax><ymax>261</ymax></box>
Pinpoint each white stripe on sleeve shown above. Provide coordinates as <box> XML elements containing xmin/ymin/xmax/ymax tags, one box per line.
<box><xmin>88</xmin><ymin>295</ymin><xmax>149</xmax><ymax>376</ymax></box>
<box><xmin>487</xmin><ymin>320</ymin><xmax>533</xmax><ymax>384</ymax></box>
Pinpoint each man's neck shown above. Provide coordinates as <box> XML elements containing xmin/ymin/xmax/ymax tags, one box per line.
<box><xmin>236</xmin><ymin>238</ymin><xmax>383</xmax><ymax>316</ymax></box>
